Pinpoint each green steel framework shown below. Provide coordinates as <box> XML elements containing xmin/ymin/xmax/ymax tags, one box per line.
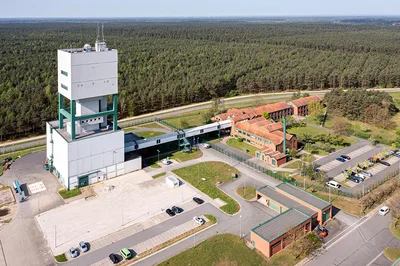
<box><xmin>58</xmin><ymin>93</ymin><xmax>118</xmax><ymax>140</ymax></box>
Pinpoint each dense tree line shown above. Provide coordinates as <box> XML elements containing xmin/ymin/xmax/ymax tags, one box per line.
<box><xmin>2</xmin><ymin>22</ymin><xmax>400</xmax><ymax>140</ymax></box>
<box><xmin>324</xmin><ymin>89</ymin><xmax>398</xmax><ymax>124</ymax></box>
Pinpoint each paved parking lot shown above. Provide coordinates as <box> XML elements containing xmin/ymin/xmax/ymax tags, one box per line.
<box><xmin>319</xmin><ymin>145</ymin><xmax>374</xmax><ymax>172</ymax></box>
<box><xmin>36</xmin><ymin>170</ymin><xmax>201</xmax><ymax>255</ymax></box>
<box><xmin>334</xmin><ymin>156</ymin><xmax>400</xmax><ymax>188</ymax></box>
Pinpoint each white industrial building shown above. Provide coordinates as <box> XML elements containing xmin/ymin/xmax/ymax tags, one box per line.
<box><xmin>46</xmin><ymin>37</ymin><xmax>141</xmax><ymax>189</ymax></box>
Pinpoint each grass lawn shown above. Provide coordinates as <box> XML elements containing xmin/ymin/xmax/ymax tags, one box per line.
<box><xmin>284</xmin><ymin>160</ymin><xmax>302</xmax><ymax>169</ymax></box>
<box><xmin>150</xmin><ymin>162</ymin><xmax>161</xmax><ymax>168</ymax></box>
<box><xmin>159</xmin><ymin>234</ymin><xmax>269</xmax><ymax>266</ymax></box>
<box><xmin>384</xmin><ymin>247</ymin><xmax>400</xmax><ymax>262</ymax></box>
<box><xmin>164</xmin><ymin>112</ymin><xmax>204</xmax><ymax>129</ymax></box>
<box><xmin>137</xmin><ymin>122</ymin><xmax>165</xmax><ymax>129</ymax></box>
<box><xmin>134</xmin><ymin>131</ymin><xmax>165</xmax><ymax>139</ymax></box>
<box><xmin>54</xmin><ymin>254</ymin><xmax>67</xmax><ymax>262</ymax></box>
<box><xmin>204</xmin><ymin>214</ymin><xmax>217</xmax><ymax>224</ymax></box>
<box><xmin>288</xmin><ymin>125</ymin><xmax>356</xmax><ymax>145</ymax></box>
<box><xmin>312</xmin><ymin>191</ymin><xmax>361</xmax><ymax>216</ymax></box>
<box><xmin>169</xmin><ymin>149</ymin><xmax>202</xmax><ymax>162</ymax></box>
<box><xmin>173</xmin><ymin>162</ymin><xmax>240</xmax><ymax>214</ymax></box>
<box><xmin>207</xmin><ymin>138</ymin><xmax>222</xmax><ymax>144</ymax></box>
<box><xmin>390</xmin><ymin>221</ymin><xmax>400</xmax><ymax>240</ymax></box>
<box><xmin>301</xmin><ymin>154</ymin><xmax>316</xmax><ymax>163</ymax></box>
<box><xmin>236</xmin><ymin>186</ymin><xmax>256</xmax><ymax>200</ymax></box>
<box><xmin>226</xmin><ymin>138</ymin><xmax>258</xmax><ymax>156</ymax></box>
<box><xmin>153</xmin><ymin>172</ymin><xmax>166</xmax><ymax>179</ymax></box>
<box><xmin>0</xmin><ymin>146</ymin><xmax>46</xmax><ymax>176</ymax></box>
<box><xmin>58</xmin><ymin>188</ymin><xmax>82</xmax><ymax>199</ymax></box>
<box><xmin>122</xmin><ymin>126</ymin><xmax>137</xmax><ymax>132</ymax></box>
<box><xmin>324</xmin><ymin>114</ymin><xmax>397</xmax><ymax>145</ymax></box>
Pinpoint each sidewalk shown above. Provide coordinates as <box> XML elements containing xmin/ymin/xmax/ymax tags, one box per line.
<box><xmin>90</xmin><ymin>215</ymin><xmax>209</xmax><ymax>266</ymax></box>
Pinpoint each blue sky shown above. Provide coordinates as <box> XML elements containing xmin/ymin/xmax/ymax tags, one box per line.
<box><xmin>1</xmin><ymin>0</ymin><xmax>400</xmax><ymax>18</ymax></box>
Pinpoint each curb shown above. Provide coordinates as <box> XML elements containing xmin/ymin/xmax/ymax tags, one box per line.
<box><xmin>133</xmin><ymin>222</ymin><xmax>218</xmax><ymax>265</ymax></box>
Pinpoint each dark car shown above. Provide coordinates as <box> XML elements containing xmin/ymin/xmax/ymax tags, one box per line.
<box><xmin>171</xmin><ymin>206</ymin><xmax>183</xmax><ymax>214</ymax></box>
<box><xmin>109</xmin><ymin>253</ymin><xmax>119</xmax><ymax>264</ymax></box>
<box><xmin>381</xmin><ymin>161</ymin><xmax>391</xmax><ymax>166</ymax></box>
<box><xmin>340</xmin><ymin>155</ymin><xmax>351</xmax><ymax>160</ymax></box>
<box><xmin>193</xmin><ymin>197</ymin><xmax>204</xmax><ymax>204</ymax></box>
<box><xmin>336</xmin><ymin>157</ymin><xmax>346</xmax><ymax>163</ymax></box>
<box><xmin>166</xmin><ymin>208</ymin><xmax>175</xmax><ymax>217</ymax></box>
<box><xmin>349</xmin><ymin>175</ymin><xmax>361</xmax><ymax>183</ymax></box>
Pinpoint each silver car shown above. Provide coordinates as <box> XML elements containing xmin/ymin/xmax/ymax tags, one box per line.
<box><xmin>69</xmin><ymin>247</ymin><xmax>78</xmax><ymax>258</ymax></box>
<box><xmin>79</xmin><ymin>241</ymin><xmax>88</xmax><ymax>252</ymax></box>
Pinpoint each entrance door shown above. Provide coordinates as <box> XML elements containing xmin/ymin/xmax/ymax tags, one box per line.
<box><xmin>78</xmin><ymin>175</ymin><xmax>89</xmax><ymax>187</ymax></box>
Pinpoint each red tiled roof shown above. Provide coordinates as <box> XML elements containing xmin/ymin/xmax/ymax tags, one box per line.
<box><xmin>289</xmin><ymin>95</ymin><xmax>322</xmax><ymax>107</ymax></box>
<box><xmin>253</xmin><ymin>101</ymin><xmax>292</xmax><ymax>115</ymax></box>
<box><xmin>235</xmin><ymin>117</ymin><xmax>293</xmax><ymax>145</ymax></box>
<box><xmin>258</xmin><ymin>148</ymin><xmax>287</xmax><ymax>160</ymax></box>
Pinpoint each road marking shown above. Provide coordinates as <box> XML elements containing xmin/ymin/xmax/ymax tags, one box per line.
<box><xmin>324</xmin><ymin>215</ymin><xmax>373</xmax><ymax>250</ymax></box>
<box><xmin>323</xmin><ymin>217</ymin><xmax>364</xmax><ymax>247</ymax></box>
<box><xmin>365</xmin><ymin>251</ymin><xmax>383</xmax><ymax>266</ymax></box>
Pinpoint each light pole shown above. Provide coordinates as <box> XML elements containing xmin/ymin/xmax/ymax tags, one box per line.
<box><xmin>197</xmin><ymin>137</ymin><xmax>199</xmax><ymax>147</ymax></box>
<box><xmin>240</xmin><ymin>215</ymin><xmax>242</xmax><ymax>238</ymax></box>
<box><xmin>157</xmin><ymin>149</ymin><xmax>160</xmax><ymax>162</ymax></box>
<box><xmin>197</xmin><ymin>164</ymin><xmax>200</xmax><ymax>185</ymax></box>
<box><xmin>304</xmin><ymin>178</ymin><xmax>306</xmax><ymax>190</ymax></box>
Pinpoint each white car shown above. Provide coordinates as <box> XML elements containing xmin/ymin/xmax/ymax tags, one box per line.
<box><xmin>326</xmin><ymin>180</ymin><xmax>340</xmax><ymax>189</ymax></box>
<box><xmin>379</xmin><ymin>206</ymin><xmax>390</xmax><ymax>216</ymax></box>
<box><xmin>161</xmin><ymin>158</ymin><xmax>172</xmax><ymax>165</ymax></box>
<box><xmin>193</xmin><ymin>216</ymin><xmax>205</xmax><ymax>225</ymax></box>
<box><xmin>361</xmin><ymin>171</ymin><xmax>372</xmax><ymax>178</ymax></box>
<box><xmin>202</xmin><ymin>143</ymin><xmax>210</xmax><ymax>149</ymax></box>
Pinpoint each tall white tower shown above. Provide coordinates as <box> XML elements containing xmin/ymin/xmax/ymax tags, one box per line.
<box><xmin>46</xmin><ymin>35</ymin><xmax>125</xmax><ymax>189</ymax></box>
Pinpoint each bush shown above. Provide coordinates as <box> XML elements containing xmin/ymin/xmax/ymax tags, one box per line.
<box><xmin>59</xmin><ymin>188</ymin><xmax>82</xmax><ymax>199</ymax></box>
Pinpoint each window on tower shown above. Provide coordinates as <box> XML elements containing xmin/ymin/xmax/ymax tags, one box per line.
<box><xmin>61</xmin><ymin>83</ymin><xmax>68</xmax><ymax>90</ymax></box>
<box><xmin>61</xmin><ymin>70</ymin><xmax>68</xmax><ymax>77</ymax></box>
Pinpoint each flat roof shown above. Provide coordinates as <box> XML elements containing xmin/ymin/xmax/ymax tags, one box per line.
<box><xmin>277</xmin><ymin>183</ymin><xmax>331</xmax><ymax>210</ymax></box>
<box><xmin>257</xmin><ymin>185</ymin><xmax>316</xmax><ymax>217</ymax></box>
<box><xmin>252</xmin><ymin>208</ymin><xmax>310</xmax><ymax>242</ymax></box>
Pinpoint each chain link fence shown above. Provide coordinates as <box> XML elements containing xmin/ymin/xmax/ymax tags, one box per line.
<box><xmin>209</xmin><ymin>143</ymin><xmax>399</xmax><ymax>199</ymax></box>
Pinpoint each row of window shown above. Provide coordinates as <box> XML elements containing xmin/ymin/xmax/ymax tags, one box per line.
<box><xmin>80</xmin><ymin>117</ymin><xmax>102</xmax><ymax>124</ymax></box>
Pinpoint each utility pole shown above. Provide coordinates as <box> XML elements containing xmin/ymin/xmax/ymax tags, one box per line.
<box><xmin>329</xmin><ymin>186</ymin><xmax>331</xmax><ymax>202</ymax></box>
<box><xmin>157</xmin><ymin>149</ymin><xmax>160</xmax><ymax>162</ymax></box>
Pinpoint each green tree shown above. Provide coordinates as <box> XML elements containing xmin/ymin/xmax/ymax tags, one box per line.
<box><xmin>262</xmin><ymin>112</ymin><xmax>270</xmax><ymax>119</ymax></box>
<box><xmin>180</xmin><ymin>119</ymin><xmax>189</xmax><ymax>129</ymax></box>
<box><xmin>288</xmin><ymin>148</ymin><xmax>297</xmax><ymax>159</ymax></box>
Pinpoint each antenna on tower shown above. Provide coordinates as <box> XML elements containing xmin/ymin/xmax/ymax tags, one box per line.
<box><xmin>96</xmin><ymin>22</ymin><xmax>100</xmax><ymax>42</ymax></box>
<box><xmin>101</xmin><ymin>22</ymin><xmax>105</xmax><ymax>42</ymax></box>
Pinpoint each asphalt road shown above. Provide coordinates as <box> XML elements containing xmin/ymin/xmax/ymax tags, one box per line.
<box><xmin>307</xmin><ymin>211</ymin><xmax>400</xmax><ymax>266</ymax></box>
<box><xmin>3</xmin><ymin>88</ymin><xmax>400</xmax><ymax>154</ymax></box>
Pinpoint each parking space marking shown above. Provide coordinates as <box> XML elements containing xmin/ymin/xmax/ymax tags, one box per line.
<box><xmin>319</xmin><ymin>145</ymin><xmax>373</xmax><ymax>172</ymax></box>
<box><xmin>346</xmin><ymin>145</ymin><xmax>374</xmax><ymax>159</ymax></box>
<box><xmin>27</xmin><ymin>181</ymin><xmax>47</xmax><ymax>194</ymax></box>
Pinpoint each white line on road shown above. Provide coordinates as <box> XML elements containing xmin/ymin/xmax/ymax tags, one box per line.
<box><xmin>324</xmin><ymin>215</ymin><xmax>373</xmax><ymax>251</ymax></box>
<box><xmin>365</xmin><ymin>251</ymin><xmax>383</xmax><ymax>266</ymax></box>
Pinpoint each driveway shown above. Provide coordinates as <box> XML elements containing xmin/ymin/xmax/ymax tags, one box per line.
<box><xmin>0</xmin><ymin>150</ymin><xmax>64</xmax><ymax>266</ymax></box>
<box><xmin>307</xmin><ymin>211</ymin><xmax>400</xmax><ymax>266</ymax></box>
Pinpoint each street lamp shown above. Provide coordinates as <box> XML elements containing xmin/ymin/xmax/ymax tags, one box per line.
<box><xmin>240</xmin><ymin>215</ymin><xmax>242</xmax><ymax>238</ymax></box>
<box><xmin>157</xmin><ymin>149</ymin><xmax>160</xmax><ymax>162</ymax></box>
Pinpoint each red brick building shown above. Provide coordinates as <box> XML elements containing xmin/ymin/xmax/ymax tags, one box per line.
<box><xmin>253</xmin><ymin>101</ymin><xmax>293</xmax><ymax>120</ymax></box>
<box><xmin>289</xmin><ymin>95</ymin><xmax>322</xmax><ymax>116</ymax></box>
<box><xmin>251</xmin><ymin>183</ymin><xmax>332</xmax><ymax>258</ymax></box>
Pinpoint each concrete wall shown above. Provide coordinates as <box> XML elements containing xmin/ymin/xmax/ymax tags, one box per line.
<box><xmin>51</xmin><ymin>128</ymin><xmax>70</xmax><ymax>188</ymax></box>
<box><xmin>124</xmin><ymin>156</ymin><xmax>142</xmax><ymax>174</ymax></box>
<box><xmin>250</xmin><ymin>232</ymin><xmax>270</xmax><ymax>258</ymax></box>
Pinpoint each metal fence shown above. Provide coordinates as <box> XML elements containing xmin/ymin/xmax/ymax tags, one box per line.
<box><xmin>209</xmin><ymin>143</ymin><xmax>398</xmax><ymax>199</ymax></box>
<box><xmin>0</xmin><ymin>139</ymin><xmax>46</xmax><ymax>155</ymax></box>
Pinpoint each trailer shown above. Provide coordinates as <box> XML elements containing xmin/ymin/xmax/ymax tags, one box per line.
<box><xmin>166</xmin><ymin>176</ymin><xmax>180</xmax><ymax>188</ymax></box>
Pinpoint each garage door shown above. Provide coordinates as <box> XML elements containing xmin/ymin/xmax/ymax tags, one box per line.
<box><xmin>270</xmin><ymin>241</ymin><xmax>282</xmax><ymax>256</ymax></box>
<box><xmin>269</xmin><ymin>201</ymin><xmax>280</xmax><ymax>213</ymax></box>
<box><xmin>323</xmin><ymin>210</ymin><xmax>331</xmax><ymax>223</ymax></box>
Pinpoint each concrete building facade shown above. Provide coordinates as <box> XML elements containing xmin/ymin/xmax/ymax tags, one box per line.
<box><xmin>46</xmin><ymin>39</ymin><xmax>141</xmax><ymax>189</ymax></box>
